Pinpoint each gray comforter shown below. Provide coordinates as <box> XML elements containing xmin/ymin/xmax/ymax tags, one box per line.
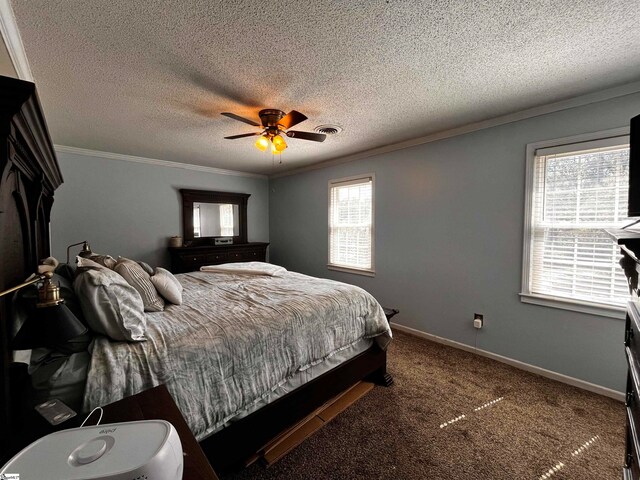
<box><xmin>82</xmin><ymin>270</ymin><xmax>391</xmax><ymax>440</ymax></box>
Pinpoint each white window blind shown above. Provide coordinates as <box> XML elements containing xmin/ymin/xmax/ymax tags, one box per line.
<box><xmin>328</xmin><ymin>176</ymin><xmax>374</xmax><ymax>273</ymax></box>
<box><xmin>528</xmin><ymin>139</ymin><xmax>630</xmax><ymax>308</ymax></box>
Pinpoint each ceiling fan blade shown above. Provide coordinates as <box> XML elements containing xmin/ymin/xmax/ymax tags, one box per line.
<box><xmin>278</xmin><ymin>110</ymin><xmax>307</xmax><ymax>130</ymax></box>
<box><xmin>224</xmin><ymin>132</ymin><xmax>261</xmax><ymax>139</ymax></box>
<box><xmin>286</xmin><ymin>130</ymin><xmax>327</xmax><ymax>142</ymax></box>
<box><xmin>221</xmin><ymin>112</ymin><xmax>260</xmax><ymax>127</ymax></box>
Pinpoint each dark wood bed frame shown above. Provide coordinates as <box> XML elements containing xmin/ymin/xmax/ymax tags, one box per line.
<box><xmin>0</xmin><ymin>75</ymin><xmax>62</xmax><ymax>463</ymax></box>
<box><xmin>0</xmin><ymin>75</ymin><xmax>392</xmax><ymax>471</ymax></box>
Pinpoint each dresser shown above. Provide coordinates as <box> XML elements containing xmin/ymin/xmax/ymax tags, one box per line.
<box><xmin>169</xmin><ymin>242</ymin><xmax>269</xmax><ymax>273</ymax></box>
<box><xmin>608</xmin><ymin>230</ymin><xmax>640</xmax><ymax>479</ymax></box>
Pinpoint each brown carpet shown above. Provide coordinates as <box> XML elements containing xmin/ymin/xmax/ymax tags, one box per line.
<box><xmin>223</xmin><ymin>330</ymin><xmax>625</xmax><ymax>480</ymax></box>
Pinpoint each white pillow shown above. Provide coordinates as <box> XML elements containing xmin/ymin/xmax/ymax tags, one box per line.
<box><xmin>87</xmin><ymin>254</ymin><xmax>117</xmax><ymax>270</ymax></box>
<box><xmin>150</xmin><ymin>268</ymin><xmax>183</xmax><ymax>305</ymax></box>
<box><xmin>73</xmin><ymin>263</ymin><xmax>146</xmax><ymax>341</ymax></box>
<box><xmin>77</xmin><ymin>257</ymin><xmax>104</xmax><ymax>269</ymax></box>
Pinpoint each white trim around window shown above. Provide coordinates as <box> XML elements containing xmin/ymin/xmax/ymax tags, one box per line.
<box><xmin>327</xmin><ymin>173</ymin><xmax>375</xmax><ymax>276</ymax></box>
<box><xmin>521</xmin><ymin>127</ymin><xmax>630</xmax><ymax>319</ymax></box>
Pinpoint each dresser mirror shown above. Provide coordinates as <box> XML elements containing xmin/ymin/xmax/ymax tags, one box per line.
<box><xmin>193</xmin><ymin>203</ymin><xmax>240</xmax><ymax>238</ymax></box>
<box><xmin>180</xmin><ymin>189</ymin><xmax>249</xmax><ymax>246</ymax></box>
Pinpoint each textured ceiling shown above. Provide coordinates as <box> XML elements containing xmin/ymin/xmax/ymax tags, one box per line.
<box><xmin>11</xmin><ymin>0</ymin><xmax>640</xmax><ymax>175</ymax></box>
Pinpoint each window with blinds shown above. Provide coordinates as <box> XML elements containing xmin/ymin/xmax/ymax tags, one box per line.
<box><xmin>328</xmin><ymin>175</ymin><xmax>374</xmax><ymax>274</ymax></box>
<box><xmin>526</xmin><ymin>136</ymin><xmax>630</xmax><ymax>309</ymax></box>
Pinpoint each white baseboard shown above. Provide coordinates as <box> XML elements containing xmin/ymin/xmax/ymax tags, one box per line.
<box><xmin>390</xmin><ymin>322</ymin><xmax>625</xmax><ymax>402</ymax></box>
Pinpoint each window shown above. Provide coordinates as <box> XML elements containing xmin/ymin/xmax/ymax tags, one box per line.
<box><xmin>193</xmin><ymin>204</ymin><xmax>201</xmax><ymax>237</ymax></box>
<box><xmin>521</xmin><ymin>130</ymin><xmax>630</xmax><ymax>318</ymax></box>
<box><xmin>328</xmin><ymin>174</ymin><xmax>375</xmax><ymax>276</ymax></box>
<box><xmin>219</xmin><ymin>204</ymin><xmax>234</xmax><ymax>237</ymax></box>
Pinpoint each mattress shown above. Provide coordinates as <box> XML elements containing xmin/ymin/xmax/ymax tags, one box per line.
<box><xmin>83</xmin><ymin>270</ymin><xmax>391</xmax><ymax>440</ymax></box>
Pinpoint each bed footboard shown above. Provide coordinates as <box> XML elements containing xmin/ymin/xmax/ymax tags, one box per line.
<box><xmin>369</xmin><ymin>365</ymin><xmax>394</xmax><ymax>387</ymax></box>
<box><xmin>200</xmin><ymin>345</ymin><xmax>388</xmax><ymax>472</ymax></box>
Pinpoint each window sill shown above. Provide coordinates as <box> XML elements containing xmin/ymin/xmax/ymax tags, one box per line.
<box><xmin>519</xmin><ymin>293</ymin><xmax>625</xmax><ymax>319</ymax></box>
<box><xmin>327</xmin><ymin>264</ymin><xmax>375</xmax><ymax>277</ymax></box>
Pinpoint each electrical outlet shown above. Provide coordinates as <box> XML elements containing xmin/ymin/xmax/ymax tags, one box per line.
<box><xmin>473</xmin><ymin>313</ymin><xmax>483</xmax><ymax>329</ymax></box>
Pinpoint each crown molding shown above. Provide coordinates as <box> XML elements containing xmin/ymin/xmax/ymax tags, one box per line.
<box><xmin>54</xmin><ymin>145</ymin><xmax>267</xmax><ymax>179</ymax></box>
<box><xmin>0</xmin><ymin>0</ymin><xmax>33</xmax><ymax>80</ymax></box>
<box><xmin>271</xmin><ymin>80</ymin><xmax>640</xmax><ymax>179</ymax></box>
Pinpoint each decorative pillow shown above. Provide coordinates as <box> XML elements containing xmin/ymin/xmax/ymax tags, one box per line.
<box><xmin>73</xmin><ymin>264</ymin><xmax>147</xmax><ymax>341</ymax></box>
<box><xmin>77</xmin><ymin>257</ymin><xmax>104</xmax><ymax>269</ymax></box>
<box><xmin>37</xmin><ymin>256</ymin><xmax>59</xmax><ymax>274</ymax></box>
<box><xmin>114</xmin><ymin>257</ymin><xmax>165</xmax><ymax>312</ymax></box>
<box><xmin>150</xmin><ymin>267</ymin><xmax>183</xmax><ymax>305</ymax></box>
<box><xmin>88</xmin><ymin>253</ymin><xmax>117</xmax><ymax>270</ymax></box>
<box><xmin>138</xmin><ymin>261</ymin><xmax>154</xmax><ymax>276</ymax></box>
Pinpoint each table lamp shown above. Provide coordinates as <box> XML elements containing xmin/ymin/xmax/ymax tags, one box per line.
<box><xmin>0</xmin><ymin>272</ymin><xmax>87</xmax><ymax>349</ymax></box>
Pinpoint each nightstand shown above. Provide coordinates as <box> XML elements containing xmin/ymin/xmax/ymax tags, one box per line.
<box><xmin>82</xmin><ymin>385</ymin><xmax>219</xmax><ymax>480</ymax></box>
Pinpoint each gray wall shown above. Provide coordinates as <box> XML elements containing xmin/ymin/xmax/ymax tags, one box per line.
<box><xmin>270</xmin><ymin>92</ymin><xmax>640</xmax><ymax>392</ymax></box>
<box><xmin>51</xmin><ymin>152</ymin><xmax>269</xmax><ymax>267</ymax></box>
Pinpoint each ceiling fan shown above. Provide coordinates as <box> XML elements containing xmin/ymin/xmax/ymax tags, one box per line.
<box><xmin>222</xmin><ymin>109</ymin><xmax>326</xmax><ymax>154</ymax></box>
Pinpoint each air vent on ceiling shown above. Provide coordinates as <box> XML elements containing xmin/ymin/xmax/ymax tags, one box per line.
<box><xmin>314</xmin><ymin>124</ymin><xmax>343</xmax><ymax>135</ymax></box>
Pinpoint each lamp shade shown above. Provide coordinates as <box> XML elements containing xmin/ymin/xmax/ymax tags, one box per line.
<box><xmin>255</xmin><ymin>135</ymin><xmax>269</xmax><ymax>151</ymax></box>
<box><xmin>12</xmin><ymin>303</ymin><xmax>87</xmax><ymax>350</ymax></box>
<box><xmin>272</xmin><ymin>134</ymin><xmax>287</xmax><ymax>152</ymax></box>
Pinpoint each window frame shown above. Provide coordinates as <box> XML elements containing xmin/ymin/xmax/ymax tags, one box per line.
<box><xmin>520</xmin><ymin>127</ymin><xmax>630</xmax><ymax>320</ymax></box>
<box><xmin>327</xmin><ymin>173</ymin><xmax>376</xmax><ymax>277</ymax></box>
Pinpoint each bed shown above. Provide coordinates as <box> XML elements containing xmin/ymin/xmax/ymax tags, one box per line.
<box><xmin>82</xmin><ymin>268</ymin><xmax>391</xmax><ymax>444</ymax></box>
<box><xmin>0</xmin><ymin>75</ymin><xmax>393</xmax><ymax>471</ymax></box>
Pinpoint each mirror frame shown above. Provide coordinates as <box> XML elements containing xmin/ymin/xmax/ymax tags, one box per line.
<box><xmin>180</xmin><ymin>189</ymin><xmax>249</xmax><ymax>246</ymax></box>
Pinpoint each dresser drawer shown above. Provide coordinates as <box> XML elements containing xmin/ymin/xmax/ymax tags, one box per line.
<box><xmin>207</xmin><ymin>253</ymin><xmax>229</xmax><ymax>264</ymax></box>
<box><xmin>627</xmin><ymin>405</ymin><xmax>640</xmax><ymax>479</ymax></box>
<box><xmin>180</xmin><ymin>252</ymin><xmax>205</xmax><ymax>263</ymax></box>
<box><xmin>181</xmin><ymin>253</ymin><xmax>229</xmax><ymax>266</ymax></box>
<box><xmin>627</xmin><ymin>302</ymin><xmax>640</xmax><ymax>353</ymax></box>
<box><xmin>628</xmin><ymin>351</ymin><xmax>640</xmax><ymax>413</ymax></box>
<box><xmin>228</xmin><ymin>250</ymin><xmax>263</xmax><ymax>262</ymax></box>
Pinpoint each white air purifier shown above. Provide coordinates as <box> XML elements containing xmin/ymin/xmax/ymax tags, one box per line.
<box><xmin>1</xmin><ymin>420</ymin><xmax>184</xmax><ymax>480</ymax></box>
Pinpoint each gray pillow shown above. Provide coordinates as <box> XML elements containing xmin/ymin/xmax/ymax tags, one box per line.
<box><xmin>114</xmin><ymin>257</ymin><xmax>165</xmax><ymax>312</ymax></box>
<box><xmin>138</xmin><ymin>261</ymin><xmax>154</xmax><ymax>276</ymax></box>
<box><xmin>74</xmin><ymin>264</ymin><xmax>147</xmax><ymax>341</ymax></box>
<box><xmin>150</xmin><ymin>267</ymin><xmax>183</xmax><ymax>305</ymax></box>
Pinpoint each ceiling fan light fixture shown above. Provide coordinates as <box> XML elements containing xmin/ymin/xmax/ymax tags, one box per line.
<box><xmin>271</xmin><ymin>143</ymin><xmax>283</xmax><ymax>154</ymax></box>
<box><xmin>255</xmin><ymin>135</ymin><xmax>269</xmax><ymax>151</ymax></box>
<box><xmin>223</xmin><ymin>109</ymin><xmax>325</xmax><ymax>156</ymax></box>
<box><xmin>272</xmin><ymin>134</ymin><xmax>287</xmax><ymax>152</ymax></box>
